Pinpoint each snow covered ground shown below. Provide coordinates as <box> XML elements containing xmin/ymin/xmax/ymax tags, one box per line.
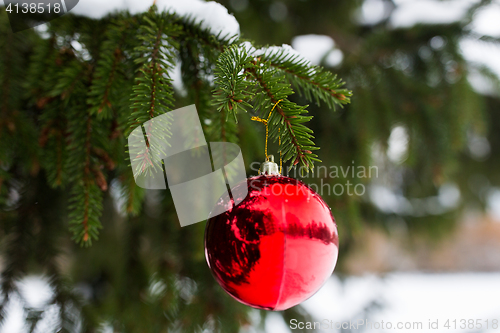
<box><xmin>3</xmin><ymin>273</ymin><xmax>500</xmax><ymax>332</ymax></box>
<box><xmin>265</xmin><ymin>272</ymin><xmax>500</xmax><ymax>333</ymax></box>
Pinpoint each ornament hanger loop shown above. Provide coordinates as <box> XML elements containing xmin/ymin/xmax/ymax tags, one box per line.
<box><xmin>251</xmin><ymin>99</ymin><xmax>284</xmax><ymax>174</ymax></box>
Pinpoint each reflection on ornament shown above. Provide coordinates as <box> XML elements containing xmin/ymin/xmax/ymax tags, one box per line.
<box><xmin>205</xmin><ymin>175</ymin><xmax>339</xmax><ymax>311</ymax></box>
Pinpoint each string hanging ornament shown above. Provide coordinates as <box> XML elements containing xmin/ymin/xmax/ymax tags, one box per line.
<box><xmin>250</xmin><ymin>99</ymin><xmax>284</xmax><ymax>174</ymax></box>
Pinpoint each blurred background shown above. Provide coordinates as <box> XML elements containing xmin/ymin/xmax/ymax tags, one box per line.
<box><xmin>1</xmin><ymin>0</ymin><xmax>500</xmax><ymax>332</ymax></box>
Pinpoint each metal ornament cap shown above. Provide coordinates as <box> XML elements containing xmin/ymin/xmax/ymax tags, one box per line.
<box><xmin>260</xmin><ymin>155</ymin><xmax>280</xmax><ymax>176</ymax></box>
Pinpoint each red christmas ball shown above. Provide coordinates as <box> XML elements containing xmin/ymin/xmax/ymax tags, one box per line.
<box><xmin>204</xmin><ymin>175</ymin><xmax>339</xmax><ymax>311</ymax></box>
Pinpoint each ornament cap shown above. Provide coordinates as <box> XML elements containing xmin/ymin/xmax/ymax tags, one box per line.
<box><xmin>260</xmin><ymin>155</ymin><xmax>280</xmax><ymax>176</ymax></box>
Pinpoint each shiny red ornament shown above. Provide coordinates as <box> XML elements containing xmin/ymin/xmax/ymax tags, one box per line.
<box><xmin>204</xmin><ymin>175</ymin><xmax>339</xmax><ymax>311</ymax></box>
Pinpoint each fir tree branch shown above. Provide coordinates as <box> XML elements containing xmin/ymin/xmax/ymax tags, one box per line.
<box><xmin>67</xmin><ymin>110</ymin><xmax>105</xmax><ymax>246</ymax></box>
<box><xmin>59</xmin><ymin>59</ymin><xmax>109</xmax><ymax>245</ymax></box>
<box><xmin>212</xmin><ymin>45</ymin><xmax>254</xmax><ymax>120</ymax></box>
<box><xmin>259</xmin><ymin>48</ymin><xmax>352</xmax><ymax>109</ymax></box>
<box><xmin>213</xmin><ymin>44</ymin><xmax>351</xmax><ymax>171</ymax></box>
<box><xmin>244</xmin><ymin>57</ymin><xmax>320</xmax><ymax>170</ymax></box>
<box><xmin>125</xmin><ymin>10</ymin><xmax>178</xmax><ymax>212</ymax></box>
<box><xmin>83</xmin><ymin>116</ymin><xmax>93</xmax><ymax>240</ymax></box>
<box><xmin>87</xmin><ymin>16</ymin><xmax>133</xmax><ymax>119</ymax></box>
<box><xmin>128</xmin><ymin>11</ymin><xmax>178</xmax><ymax>130</ymax></box>
<box><xmin>247</xmin><ymin>65</ymin><xmax>318</xmax><ymax>169</ymax></box>
<box><xmin>38</xmin><ymin>100</ymin><xmax>70</xmax><ymax>188</ymax></box>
